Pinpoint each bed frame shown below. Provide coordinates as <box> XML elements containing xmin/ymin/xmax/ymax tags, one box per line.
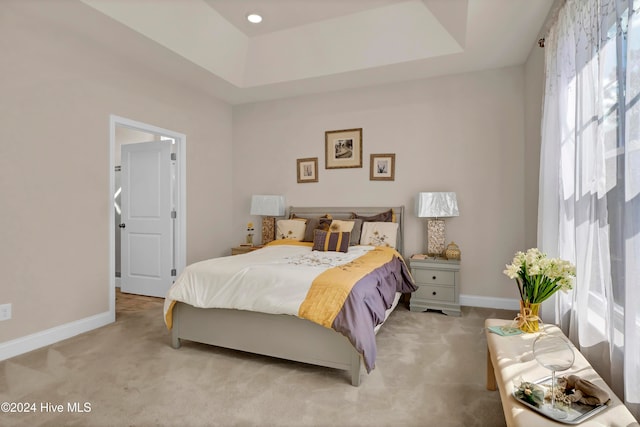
<box><xmin>171</xmin><ymin>206</ymin><xmax>405</xmax><ymax>386</ymax></box>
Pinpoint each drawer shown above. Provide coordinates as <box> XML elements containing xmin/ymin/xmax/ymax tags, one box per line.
<box><xmin>415</xmin><ymin>284</ymin><xmax>455</xmax><ymax>303</ymax></box>
<box><xmin>412</xmin><ymin>269</ymin><xmax>455</xmax><ymax>286</ymax></box>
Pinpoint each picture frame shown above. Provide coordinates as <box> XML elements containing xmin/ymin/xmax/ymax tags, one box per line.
<box><xmin>296</xmin><ymin>157</ymin><xmax>318</xmax><ymax>183</ymax></box>
<box><xmin>370</xmin><ymin>153</ymin><xmax>395</xmax><ymax>181</ymax></box>
<box><xmin>325</xmin><ymin>128</ymin><xmax>362</xmax><ymax>169</ymax></box>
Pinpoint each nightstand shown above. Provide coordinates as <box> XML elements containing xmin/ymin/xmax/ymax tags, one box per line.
<box><xmin>231</xmin><ymin>245</ymin><xmax>262</xmax><ymax>255</ymax></box>
<box><xmin>409</xmin><ymin>257</ymin><xmax>461</xmax><ymax>316</ymax></box>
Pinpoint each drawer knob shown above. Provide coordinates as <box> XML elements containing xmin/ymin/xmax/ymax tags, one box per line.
<box><xmin>432</xmin><ymin>291</ymin><xmax>437</xmax><ymax>296</ymax></box>
<box><xmin>432</xmin><ymin>276</ymin><xmax>437</xmax><ymax>280</ymax></box>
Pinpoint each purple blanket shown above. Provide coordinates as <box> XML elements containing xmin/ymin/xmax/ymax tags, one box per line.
<box><xmin>331</xmin><ymin>256</ymin><xmax>416</xmax><ymax>372</ymax></box>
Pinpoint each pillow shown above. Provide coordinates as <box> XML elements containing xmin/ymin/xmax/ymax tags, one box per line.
<box><xmin>312</xmin><ymin>229</ymin><xmax>350</xmax><ymax>253</ymax></box>
<box><xmin>352</xmin><ymin>209</ymin><xmax>395</xmax><ymax>223</ymax></box>
<box><xmin>276</xmin><ymin>219</ymin><xmax>307</xmax><ymax>241</ymax></box>
<box><xmin>348</xmin><ymin>218</ymin><xmax>363</xmax><ymax>246</ymax></box>
<box><xmin>328</xmin><ymin>219</ymin><xmax>363</xmax><ymax>246</ymax></box>
<box><xmin>329</xmin><ymin>219</ymin><xmax>355</xmax><ymax>232</ymax></box>
<box><xmin>291</xmin><ymin>214</ymin><xmax>332</xmax><ymax>242</ymax></box>
<box><xmin>359</xmin><ymin>221</ymin><xmax>399</xmax><ymax>249</ymax></box>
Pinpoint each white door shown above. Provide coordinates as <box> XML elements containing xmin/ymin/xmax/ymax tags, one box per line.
<box><xmin>120</xmin><ymin>140</ymin><xmax>173</xmax><ymax>297</ymax></box>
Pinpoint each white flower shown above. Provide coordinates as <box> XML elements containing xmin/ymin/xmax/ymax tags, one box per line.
<box><xmin>504</xmin><ymin>248</ymin><xmax>576</xmax><ymax>304</ymax></box>
<box><xmin>503</xmin><ymin>263</ymin><xmax>521</xmax><ymax>279</ymax></box>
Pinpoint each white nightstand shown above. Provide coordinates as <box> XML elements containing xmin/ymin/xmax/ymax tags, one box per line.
<box><xmin>409</xmin><ymin>257</ymin><xmax>461</xmax><ymax>316</ymax></box>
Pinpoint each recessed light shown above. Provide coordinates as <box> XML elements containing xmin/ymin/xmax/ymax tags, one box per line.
<box><xmin>247</xmin><ymin>13</ymin><xmax>262</xmax><ymax>24</ymax></box>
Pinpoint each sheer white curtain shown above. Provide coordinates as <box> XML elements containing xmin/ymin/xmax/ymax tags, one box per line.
<box><xmin>539</xmin><ymin>0</ymin><xmax>640</xmax><ymax>418</ymax></box>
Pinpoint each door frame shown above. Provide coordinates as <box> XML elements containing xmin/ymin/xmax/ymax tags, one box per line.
<box><xmin>108</xmin><ymin>114</ymin><xmax>186</xmax><ymax>319</ymax></box>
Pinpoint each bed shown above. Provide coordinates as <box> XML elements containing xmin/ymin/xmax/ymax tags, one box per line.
<box><xmin>164</xmin><ymin>206</ymin><xmax>416</xmax><ymax>386</ymax></box>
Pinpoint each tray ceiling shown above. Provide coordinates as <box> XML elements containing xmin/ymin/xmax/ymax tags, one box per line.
<box><xmin>79</xmin><ymin>0</ymin><xmax>556</xmax><ymax>104</ymax></box>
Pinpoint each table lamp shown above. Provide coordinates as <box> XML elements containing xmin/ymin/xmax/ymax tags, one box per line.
<box><xmin>415</xmin><ymin>192</ymin><xmax>459</xmax><ymax>257</ymax></box>
<box><xmin>250</xmin><ymin>195</ymin><xmax>285</xmax><ymax>245</ymax></box>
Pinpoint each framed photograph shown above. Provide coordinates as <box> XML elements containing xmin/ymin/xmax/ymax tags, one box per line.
<box><xmin>297</xmin><ymin>157</ymin><xmax>318</xmax><ymax>183</ymax></box>
<box><xmin>325</xmin><ymin>128</ymin><xmax>362</xmax><ymax>169</ymax></box>
<box><xmin>370</xmin><ymin>153</ymin><xmax>395</xmax><ymax>181</ymax></box>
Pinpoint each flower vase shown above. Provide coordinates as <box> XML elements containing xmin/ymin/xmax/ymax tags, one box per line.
<box><xmin>518</xmin><ymin>301</ymin><xmax>541</xmax><ymax>333</ymax></box>
<box><xmin>246</xmin><ymin>234</ymin><xmax>253</xmax><ymax>246</ymax></box>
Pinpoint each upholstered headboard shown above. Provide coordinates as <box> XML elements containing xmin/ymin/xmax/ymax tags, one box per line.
<box><xmin>287</xmin><ymin>206</ymin><xmax>405</xmax><ymax>257</ymax></box>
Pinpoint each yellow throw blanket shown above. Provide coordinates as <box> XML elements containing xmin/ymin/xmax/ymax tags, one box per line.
<box><xmin>298</xmin><ymin>246</ymin><xmax>400</xmax><ymax>328</ymax></box>
<box><xmin>165</xmin><ymin>300</ymin><xmax>176</xmax><ymax>330</ymax></box>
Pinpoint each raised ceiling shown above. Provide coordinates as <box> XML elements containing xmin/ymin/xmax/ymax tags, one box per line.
<box><xmin>79</xmin><ymin>0</ymin><xmax>555</xmax><ymax>104</ymax></box>
<box><xmin>204</xmin><ymin>0</ymin><xmax>415</xmax><ymax>37</ymax></box>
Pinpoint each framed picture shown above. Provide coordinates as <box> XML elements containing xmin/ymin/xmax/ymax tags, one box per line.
<box><xmin>370</xmin><ymin>153</ymin><xmax>395</xmax><ymax>181</ymax></box>
<box><xmin>297</xmin><ymin>157</ymin><xmax>318</xmax><ymax>183</ymax></box>
<box><xmin>325</xmin><ymin>128</ymin><xmax>362</xmax><ymax>169</ymax></box>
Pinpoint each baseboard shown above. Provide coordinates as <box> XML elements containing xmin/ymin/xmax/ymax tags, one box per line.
<box><xmin>0</xmin><ymin>295</ymin><xmax>517</xmax><ymax>362</ymax></box>
<box><xmin>460</xmin><ymin>294</ymin><xmax>519</xmax><ymax>311</ymax></box>
<box><xmin>0</xmin><ymin>311</ymin><xmax>114</xmax><ymax>362</ymax></box>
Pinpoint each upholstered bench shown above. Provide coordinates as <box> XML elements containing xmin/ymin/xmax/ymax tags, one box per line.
<box><xmin>485</xmin><ymin>319</ymin><xmax>638</xmax><ymax>426</ymax></box>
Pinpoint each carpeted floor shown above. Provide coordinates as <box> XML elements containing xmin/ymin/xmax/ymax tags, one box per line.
<box><xmin>0</xmin><ymin>291</ymin><xmax>513</xmax><ymax>427</ymax></box>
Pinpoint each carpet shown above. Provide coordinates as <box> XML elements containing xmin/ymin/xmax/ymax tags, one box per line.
<box><xmin>0</xmin><ymin>291</ymin><xmax>512</xmax><ymax>426</ymax></box>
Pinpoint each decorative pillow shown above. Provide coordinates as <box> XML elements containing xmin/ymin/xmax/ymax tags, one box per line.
<box><xmin>329</xmin><ymin>219</ymin><xmax>355</xmax><ymax>232</ymax></box>
<box><xmin>352</xmin><ymin>209</ymin><xmax>395</xmax><ymax>223</ymax></box>
<box><xmin>348</xmin><ymin>218</ymin><xmax>363</xmax><ymax>246</ymax></box>
<box><xmin>312</xmin><ymin>229</ymin><xmax>350</xmax><ymax>253</ymax></box>
<box><xmin>328</xmin><ymin>219</ymin><xmax>363</xmax><ymax>246</ymax></box>
<box><xmin>276</xmin><ymin>219</ymin><xmax>307</xmax><ymax>241</ymax></box>
<box><xmin>291</xmin><ymin>214</ymin><xmax>332</xmax><ymax>242</ymax></box>
<box><xmin>359</xmin><ymin>221</ymin><xmax>399</xmax><ymax>249</ymax></box>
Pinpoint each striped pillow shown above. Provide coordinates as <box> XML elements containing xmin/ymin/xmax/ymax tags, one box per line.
<box><xmin>312</xmin><ymin>230</ymin><xmax>350</xmax><ymax>253</ymax></box>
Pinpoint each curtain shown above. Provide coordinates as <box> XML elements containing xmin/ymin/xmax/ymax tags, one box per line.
<box><xmin>539</xmin><ymin>0</ymin><xmax>640</xmax><ymax>418</ymax></box>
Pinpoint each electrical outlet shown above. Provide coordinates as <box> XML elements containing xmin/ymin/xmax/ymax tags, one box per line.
<box><xmin>0</xmin><ymin>303</ymin><xmax>11</xmax><ymax>321</ymax></box>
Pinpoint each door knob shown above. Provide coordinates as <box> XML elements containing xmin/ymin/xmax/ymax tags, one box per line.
<box><xmin>119</xmin><ymin>223</ymin><xmax>126</xmax><ymax>228</ymax></box>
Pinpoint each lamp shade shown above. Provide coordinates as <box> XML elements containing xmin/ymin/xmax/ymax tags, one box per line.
<box><xmin>415</xmin><ymin>192</ymin><xmax>459</xmax><ymax>218</ymax></box>
<box><xmin>250</xmin><ymin>195</ymin><xmax>285</xmax><ymax>216</ymax></box>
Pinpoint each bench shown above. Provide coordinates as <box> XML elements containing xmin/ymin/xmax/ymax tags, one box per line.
<box><xmin>485</xmin><ymin>319</ymin><xmax>638</xmax><ymax>426</ymax></box>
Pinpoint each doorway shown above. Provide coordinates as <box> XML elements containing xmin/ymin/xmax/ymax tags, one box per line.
<box><xmin>109</xmin><ymin>115</ymin><xmax>186</xmax><ymax>319</ymax></box>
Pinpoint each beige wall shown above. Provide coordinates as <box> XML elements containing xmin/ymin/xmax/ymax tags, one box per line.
<box><xmin>0</xmin><ymin>1</ymin><xmax>233</xmax><ymax>343</ymax></box>
<box><xmin>232</xmin><ymin>66</ymin><xmax>539</xmax><ymax>303</ymax></box>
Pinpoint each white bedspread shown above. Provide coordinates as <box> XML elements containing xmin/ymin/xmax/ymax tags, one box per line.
<box><xmin>163</xmin><ymin>244</ymin><xmax>375</xmax><ymax>322</ymax></box>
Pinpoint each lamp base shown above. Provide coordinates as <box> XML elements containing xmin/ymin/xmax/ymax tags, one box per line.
<box><xmin>261</xmin><ymin>217</ymin><xmax>276</xmax><ymax>245</ymax></box>
<box><xmin>427</xmin><ymin>219</ymin><xmax>445</xmax><ymax>257</ymax></box>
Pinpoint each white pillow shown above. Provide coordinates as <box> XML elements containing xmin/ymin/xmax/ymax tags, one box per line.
<box><xmin>360</xmin><ymin>222</ymin><xmax>399</xmax><ymax>249</ymax></box>
<box><xmin>276</xmin><ymin>219</ymin><xmax>307</xmax><ymax>241</ymax></box>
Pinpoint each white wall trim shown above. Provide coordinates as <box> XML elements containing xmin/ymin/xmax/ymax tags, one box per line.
<box><xmin>460</xmin><ymin>294</ymin><xmax>520</xmax><ymax>311</ymax></box>
<box><xmin>0</xmin><ymin>311</ymin><xmax>113</xmax><ymax>362</ymax></box>
<box><xmin>0</xmin><ymin>295</ymin><xmax>517</xmax><ymax>363</ymax></box>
